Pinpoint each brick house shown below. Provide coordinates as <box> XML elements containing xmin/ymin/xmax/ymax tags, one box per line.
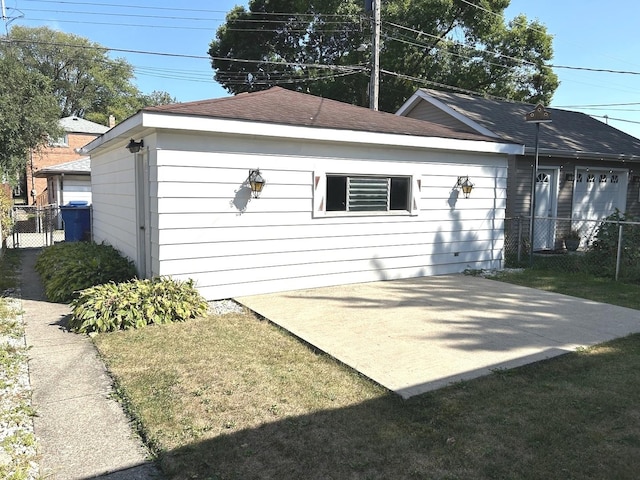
<box><xmin>20</xmin><ymin>116</ymin><xmax>110</xmax><ymax>205</ymax></box>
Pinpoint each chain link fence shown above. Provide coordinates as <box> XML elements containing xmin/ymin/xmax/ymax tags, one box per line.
<box><xmin>6</xmin><ymin>205</ymin><xmax>64</xmax><ymax>249</ymax></box>
<box><xmin>505</xmin><ymin>215</ymin><xmax>640</xmax><ymax>283</ymax></box>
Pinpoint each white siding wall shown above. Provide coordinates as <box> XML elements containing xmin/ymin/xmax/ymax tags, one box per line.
<box><xmin>90</xmin><ymin>145</ymin><xmax>138</xmax><ymax>263</ymax></box>
<box><xmin>152</xmin><ymin>132</ymin><xmax>507</xmax><ymax>300</ymax></box>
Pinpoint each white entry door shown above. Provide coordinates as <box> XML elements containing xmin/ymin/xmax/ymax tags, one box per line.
<box><xmin>534</xmin><ymin>169</ymin><xmax>558</xmax><ymax>250</ymax></box>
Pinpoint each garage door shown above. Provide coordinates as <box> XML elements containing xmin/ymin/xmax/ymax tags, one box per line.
<box><xmin>572</xmin><ymin>169</ymin><xmax>628</xmax><ymax>221</ymax></box>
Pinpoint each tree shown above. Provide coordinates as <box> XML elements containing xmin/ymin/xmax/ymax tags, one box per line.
<box><xmin>0</xmin><ymin>53</ymin><xmax>61</xmax><ymax>180</ymax></box>
<box><xmin>2</xmin><ymin>26</ymin><xmax>175</xmax><ymax>125</ymax></box>
<box><xmin>209</xmin><ymin>0</ymin><xmax>558</xmax><ymax>112</ymax></box>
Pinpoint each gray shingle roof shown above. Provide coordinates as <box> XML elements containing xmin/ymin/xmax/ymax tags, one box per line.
<box><xmin>59</xmin><ymin>116</ymin><xmax>109</xmax><ymax>134</ymax></box>
<box><xmin>418</xmin><ymin>89</ymin><xmax>640</xmax><ymax>158</ymax></box>
<box><xmin>143</xmin><ymin>87</ymin><xmax>503</xmax><ymax>143</ymax></box>
<box><xmin>34</xmin><ymin>157</ymin><xmax>90</xmax><ymax>177</ymax></box>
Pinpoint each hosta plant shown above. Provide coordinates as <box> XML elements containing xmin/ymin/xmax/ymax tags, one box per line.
<box><xmin>35</xmin><ymin>242</ymin><xmax>137</xmax><ymax>303</ymax></box>
<box><xmin>69</xmin><ymin>277</ymin><xmax>209</xmax><ymax>333</ymax></box>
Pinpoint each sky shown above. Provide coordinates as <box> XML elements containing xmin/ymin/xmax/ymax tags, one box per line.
<box><xmin>4</xmin><ymin>0</ymin><xmax>640</xmax><ymax>139</ymax></box>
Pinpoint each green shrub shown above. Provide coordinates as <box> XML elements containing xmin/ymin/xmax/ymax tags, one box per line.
<box><xmin>531</xmin><ymin>252</ymin><xmax>583</xmax><ymax>273</ymax></box>
<box><xmin>69</xmin><ymin>277</ymin><xmax>209</xmax><ymax>333</ymax></box>
<box><xmin>0</xmin><ymin>187</ymin><xmax>13</xmax><ymax>240</ymax></box>
<box><xmin>584</xmin><ymin>210</ymin><xmax>640</xmax><ymax>282</ymax></box>
<box><xmin>35</xmin><ymin>242</ymin><xmax>137</xmax><ymax>303</ymax></box>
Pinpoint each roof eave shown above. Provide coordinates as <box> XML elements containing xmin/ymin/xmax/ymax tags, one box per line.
<box><xmin>82</xmin><ymin>111</ymin><xmax>144</xmax><ymax>155</ymax></box>
<box><xmin>34</xmin><ymin>170</ymin><xmax>89</xmax><ymax>178</ymax></box>
<box><xmin>137</xmin><ymin>111</ymin><xmax>523</xmax><ymax>155</ymax></box>
<box><xmin>523</xmin><ymin>146</ymin><xmax>640</xmax><ymax>162</ymax></box>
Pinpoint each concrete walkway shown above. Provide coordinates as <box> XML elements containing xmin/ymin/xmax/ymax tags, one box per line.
<box><xmin>237</xmin><ymin>275</ymin><xmax>640</xmax><ymax>398</ymax></box>
<box><xmin>20</xmin><ymin>249</ymin><xmax>162</xmax><ymax>480</ymax></box>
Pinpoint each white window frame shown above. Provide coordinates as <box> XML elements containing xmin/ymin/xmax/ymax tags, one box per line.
<box><xmin>49</xmin><ymin>134</ymin><xmax>69</xmax><ymax>147</ymax></box>
<box><xmin>313</xmin><ymin>171</ymin><xmax>421</xmax><ymax>218</ymax></box>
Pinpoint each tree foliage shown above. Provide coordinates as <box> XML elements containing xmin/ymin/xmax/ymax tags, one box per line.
<box><xmin>0</xmin><ymin>52</ymin><xmax>62</xmax><ymax>178</ymax></box>
<box><xmin>209</xmin><ymin>0</ymin><xmax>559</xmax><ymax>111</ymax></box>
<box><xmin>2</xmin><ymin>26</ymin><xmax>175</xmax><ymax>126</ymax></box>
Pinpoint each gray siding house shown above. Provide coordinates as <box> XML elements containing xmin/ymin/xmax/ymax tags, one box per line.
<box><xmin>398</xmin><ymin>89</ymin><xmax>640</xmax><ymax>250</ymax></box>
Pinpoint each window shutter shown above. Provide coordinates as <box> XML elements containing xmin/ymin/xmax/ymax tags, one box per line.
<box><xmin>312</xmin><ymin>172</ymin><xmax>326</xmax><ymax>217</ymax></box>
<box><xmin>348</xmin><ymin>177</ymin><xmax>389</xmax><ymax>211</ymax></box>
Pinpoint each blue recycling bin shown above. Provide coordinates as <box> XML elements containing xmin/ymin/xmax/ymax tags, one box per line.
<box><xmin>60</xmin><ymin>201</ymin><xmax>91</xmax><ymax>242</ymax></box>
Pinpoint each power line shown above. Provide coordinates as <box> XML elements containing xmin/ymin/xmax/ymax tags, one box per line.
<box><xmin>17</xmin><ymin>7</ymin><xmax>226</xmax><ymax>22</ymax></box>
<box><xmin>14</xmin><ymin>5</ymin><xmax>640</xmax><ymax>77</ymax></box>
<box><xmin>385</xmin><ymin>19</ymin><xmax>640</xmax><ymax>77</ymax></box>
<box><xmin>23</xmin><ymin>0</ymin><xmax>231</xmax><ymax>13</ymax></box>
<box><xmin>556</xmin><ymin>102</ymin><xmax>640</xmax><ymax>108</ymax></box>
<box><xmin>1</xmin><ymin>38</ymin><xmax>367</xmax><ymax>72</ymax></box>
<box><xmin>15</xmin><ymin>15</ymin><xmax>361</xmax><ymax>33</ymax></box>
<box><xmin>460</xmin><ymin>0</ymin><xmax>640</xmax><ymax>77</ymax></box>
<box><xmin>385</xmin><ymin>20</ymin><xmax>537</xmax><ymax>69</ymax></box>
<box><xmin>556</xmin><ymin>107</ymin><xmax>640</xmax><ymax>112</ymax></box>
<box><xmin>21</xmin><ymin>0</ymin><xmax>359</xmax><ymax>18</ymax></box>
<box><xmin>550</xmin><ymin>64</ymin><xmax>640</xmax><ymax>75</ymax></box>
<box><xmin>17</xmin><ymin>7</ymin><xmax>359</xmax><ymax>25</ymax></box>
<box><xmin>218</xmin><ymin>70</ymin><xmax>362</xmax><ymax>86</ymax></box>
<box><xmin>458</xmin><ymin>0</ymin><xmax>552</xmax><ymax>37</ymax></box>
<box><xmin>384</xmin><ymin>34</ymin><xmax>527</xmax><ymax>73</ymax></box>
<box><xmin>10</xmin><ymin>2</ymin><xmax>640</xmax><ymax>130</ymax></box>
<box><xmin>379</xmin><ymin>68</ymin><xmax>501</xmax><ymax>98</ymax></box>
<box><xmin>588</xmin><ymin>114</ymin><xmax>640</xmax><ymax>125</ymax></box>
<box><xmin>16</xmin><ymin>17</ymin><xmax>217</xmax><ymax>30</ymax></box>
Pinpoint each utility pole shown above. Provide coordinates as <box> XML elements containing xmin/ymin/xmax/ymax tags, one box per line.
<box><xmin>370</xmin><ymin>0</ymin><xmax>381</xmax><ymax>111</ymax></box>
<box><xmin>1</xmin><ymin>0</ymin><xmax>8</xmax><ymax>35</ymax></box>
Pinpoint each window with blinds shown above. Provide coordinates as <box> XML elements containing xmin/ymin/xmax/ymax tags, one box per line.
<box><xmin>326</xmin><ymin>175</ymin><xmax>410</xmax><ymax>212</ymax></box>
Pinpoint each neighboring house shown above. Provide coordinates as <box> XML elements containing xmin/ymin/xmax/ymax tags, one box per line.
<box><xmin>33</xmin><ymin>157</ymin><xmax>92</xmax><ymax>206</ymax></box>
<box><xmin>22</xmin><ymin>116</ymin><xmax>109</xmax><ymax>206</ymax></box>
<box><xmin>397</xmin><ymin>89</ymin><xmax>640</xmax><ymax>249</ymax></box>
<box><xmin>84</xmin><ymin>87</ymin><xmax>522</xmax><ymax>300</ymax></box>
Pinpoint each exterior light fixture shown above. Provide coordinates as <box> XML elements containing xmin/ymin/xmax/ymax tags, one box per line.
<box><xmin>248</xmin><ymin>169</ymin><xmax>265</xmax><ymax>198</ymax></box>
<box><xmin>126</xmin><ymin>139</ymin><xmax>144</xmax><ymax>153</ymax></box>
<box><xmin>456</xmin><ymin>176</ymin><xmax>474</xmax><ymax>198</ymax></box>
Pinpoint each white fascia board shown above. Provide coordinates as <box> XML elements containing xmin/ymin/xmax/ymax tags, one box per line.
<box><xmin>395</xmin><ymin>93</ymin><xmax>424</xmax><ymax>117</ymax></box>
<box><xmin>141</xmin><ymin>112</ymin><xmax>524</xmax><ymax>156</ymax></box>
<box><xmin>396</xmin><ymin>90</ymin><xmax>500</xmax><ymax>139</ymax></box>
<box><xmin>82</xmin><ymin>112</ymin><xmax>144</xmax><ymax>154</ymax></box>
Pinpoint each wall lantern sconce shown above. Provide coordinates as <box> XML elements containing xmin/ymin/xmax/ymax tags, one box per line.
<box><xmin>126</xmin><ymin>139</ymin><xmax>144</xmax><ymax>153</ymax></box>
<box><xmin>248</xmin><ymin>169</ymin><xmax>266</xmax><ymax>198</ymax></box>
<box><xmin>565</xmin><ymin>173</ymin><xmax>575</xmax><ymax>182</ymax></box>
<box><xmin>456</xmin><ymin>176</ymin><xmax>474</xmax><ymax>198</ymax></box>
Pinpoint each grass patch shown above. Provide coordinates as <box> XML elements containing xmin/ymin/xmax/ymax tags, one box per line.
<box><xmin>0</xmin><ymin>250</ymin><xmax>39</xmax><ymax>480</ymax></box>
<box><xmin>95</xmin><ymin>306</ymin><xmax>640</xmax><ymax>479</ymax></box>
<box><xmin>489</xmin><ymin>269</ymin><xmax>640</xmax><ymax>310</ymax></box>
<box><xmin>0</xmin><ymin>250</ymin><xmax>20</xmax><ymax>293</ymax></box>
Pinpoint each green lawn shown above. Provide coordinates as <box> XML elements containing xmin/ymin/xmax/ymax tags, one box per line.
<box><xmin>490</xmin><ymin>269</ymin><xmax>640</xmax><ymax>310</ymax></box>
<box><xmin>93</xmin><ymin>271</ymin><xmax>640</xmax><ymax>479</ymax></box>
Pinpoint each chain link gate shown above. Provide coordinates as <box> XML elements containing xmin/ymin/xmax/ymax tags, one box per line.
<box><xmin>7</xmin><ymin>205</ymin><xmax>65</xmax><ymax>249</ymax></box>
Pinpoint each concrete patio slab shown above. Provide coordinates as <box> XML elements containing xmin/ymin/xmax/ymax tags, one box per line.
<box><xmin>236</xmin><ymin>275</ymin><xmax>640</xmax><ymax>398</ymax></box>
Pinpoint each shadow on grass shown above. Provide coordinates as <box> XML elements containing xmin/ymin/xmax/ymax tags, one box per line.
<box><xmin>152</xmin><ymin>334</ymin><xmax>640</xmax><ymax>480</ymax></box>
